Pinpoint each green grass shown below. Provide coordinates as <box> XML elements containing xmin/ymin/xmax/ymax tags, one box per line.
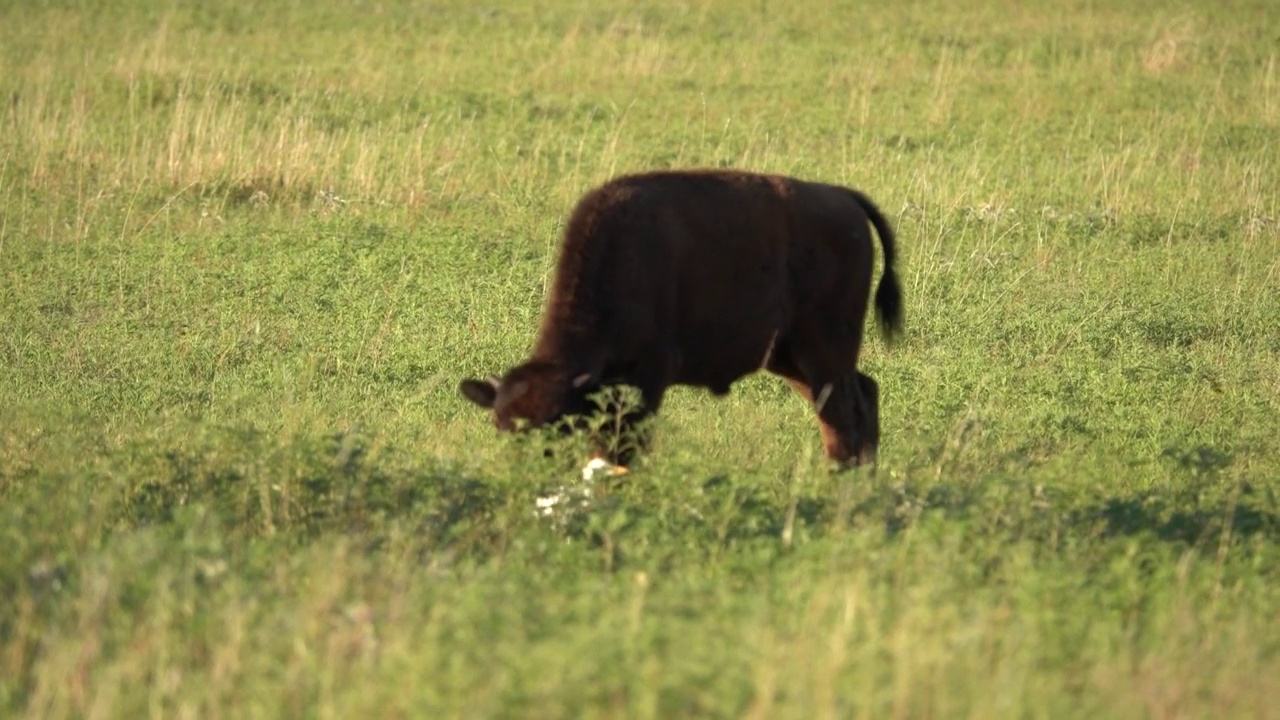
<box><xmin>2</xmin><ymin>0</ymin><xmax>1278</xmax><ymax>717</ymax></box>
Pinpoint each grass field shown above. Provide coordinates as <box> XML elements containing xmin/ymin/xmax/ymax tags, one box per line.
<box><xmin>2</xmin><ymin>0</ymin><xmax>1278</xmax><ymax>716</ymax></box>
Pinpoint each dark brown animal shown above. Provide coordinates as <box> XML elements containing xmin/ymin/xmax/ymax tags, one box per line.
<box><xmin>459</xmin><ymin>169</ymin><xmax>903</xmax><ymax>467</ymax></box>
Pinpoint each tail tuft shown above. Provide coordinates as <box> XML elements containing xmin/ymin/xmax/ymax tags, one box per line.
<box><xmin>874</xmin><ymin>269</ymin><xmax>904</xmax><ymax>343</ymax></box>
<box><xmin>850</xmin><ymin>189</ymin><xmax>904</xmax><ymax>344</ymax></box>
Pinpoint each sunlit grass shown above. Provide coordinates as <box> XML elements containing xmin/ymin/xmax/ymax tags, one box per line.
<box><xmin>2</xmin><ymin>0</ymin><xmax>1277</xmax><ymax>717</ymax></box>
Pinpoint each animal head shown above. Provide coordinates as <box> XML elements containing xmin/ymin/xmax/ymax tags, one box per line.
<box><xmin>459</xmin><ymin>361</ymin><xmax>599</xmax><ymax>432</ymax></box>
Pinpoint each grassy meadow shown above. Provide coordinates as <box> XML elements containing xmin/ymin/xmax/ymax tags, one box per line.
<box><xmin>2</xmin><ymin>0</ymin><xmax>1278</xmax><ymax>716</ymax></box>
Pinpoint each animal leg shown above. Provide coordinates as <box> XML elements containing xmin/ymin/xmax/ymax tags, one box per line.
<box><xmin>590</xmin><ymin>355</ymin><xmax>672</xmax><ymax>467</ymax></box>
<box><xmin>767</xmin><ymin>338</ymin><xmax>877</xmax><ymax>467</ymax></box>
<box><xmin>854</xmin><ymin>371</ymin><xmax>880</xmax><ymax>465</ymax></box>
<box><xmin>778</xmin><ymin>377</ymin><xmax>850</xmax><ymax>462</ymax></box>
<box><xmin>801</xmin><ymin>374</ymin><xmax>873</xmax><ymax>466</ymax></box>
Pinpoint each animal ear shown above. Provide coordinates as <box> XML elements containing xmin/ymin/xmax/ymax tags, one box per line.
<box><xmin>459</xmin><ymin>377</ymin><xmax>499</xmax><ymax>409</ymax></box>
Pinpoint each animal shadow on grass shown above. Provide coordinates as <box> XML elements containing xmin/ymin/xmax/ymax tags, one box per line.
<box><xmin>1085</xmin><ymin>493</ymin><xmax>1277</xmax><ymax>546</ymax></box>
<box><xmin>699</xmin><ymin>441</ymin><xmax>1279</xmax><ymax>550</ymax></box>
<box><xmin>120</xmin><ymin>430</ymin><xmax>522</xmax><ymax>555</ymax></box>
<box><xmin>540</xmin><ymin>445</ymin><xmax>1279</xmax><ymax>559</ymax></box>
<box><xmin>119</xmin><ymin>431</ymin><xmax>1276</xmax><ymax>566</ymax></box>
<box><xmin>1076</xmin><ymin>444</ymin><xmax>1278</xmax><ymax>547</ymax></box>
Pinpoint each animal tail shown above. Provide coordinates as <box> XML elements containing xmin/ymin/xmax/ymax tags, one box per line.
<box><xmin>849</xmin><ymin>189</ymin><xmax>904</xmax><ymax>343</ymax></box>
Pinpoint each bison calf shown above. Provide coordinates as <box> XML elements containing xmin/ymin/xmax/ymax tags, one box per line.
<box><xmin>460</xmin><ymin>169</ymin><xmax>903</xmax><ymax>467</ymax></box>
